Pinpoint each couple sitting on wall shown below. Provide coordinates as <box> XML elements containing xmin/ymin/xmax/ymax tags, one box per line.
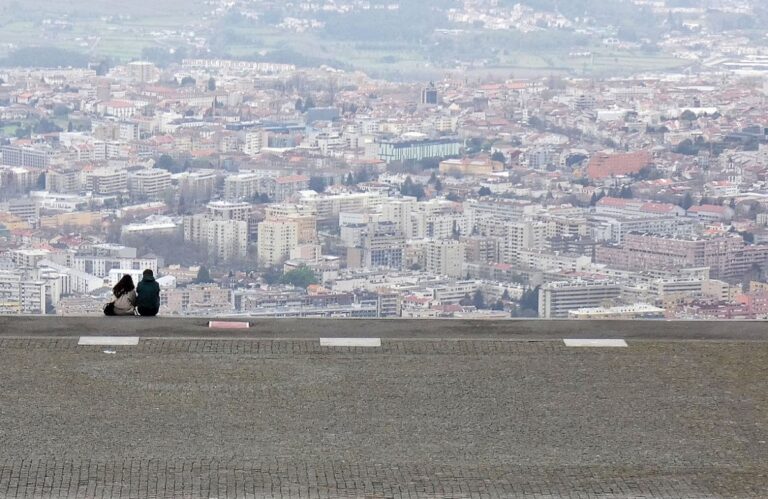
<box><xmin>104</xmin><ymin>269</ymin><xmax>160</xmax><ymax>317</ymax></box>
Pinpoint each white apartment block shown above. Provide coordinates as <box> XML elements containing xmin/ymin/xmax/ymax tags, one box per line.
<box><xmin>0</xmin><ymin>271</ymin><xmax>46</xmax><ymax>315</ymax></box>
<box><xmin>129</xmin><ymin>169</ymin><xmax>172</xmax><ymax>199</ymax></box>
<box><xmin>207</xmin><ymin>201</ymin><xmax>251</xmax><ymax>222</ymax></box>
<box><xmin>184</xmin><ymin>215</ymin><xmax>248</xmax><ymax>262</ymax></box>
<box><xmin>224</xmin><ymin>173</ymin><xmax>262</xmax><ymax>201</ymax></box>
<box><xmin>425</xmin><ymin>240</ymin><xmax>466</xmax><ymax>278</ymax></box>
<box><xmin>208</xmin><ymin>220</ymin><xmax>249</xmax><ymax>261</ymax></box>
<box><xmin>257</xmin><ymin>220</ymin><xmax>299</xmax><ymax>267</ymax></box>
<box><xmin>538</xmin><ymin>280</ymin><xmax>622</xmax><ymax>319</ymax></box>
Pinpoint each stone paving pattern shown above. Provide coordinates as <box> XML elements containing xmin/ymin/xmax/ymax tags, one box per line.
<box><xmin>1</xmin><ymin>336</ymin><xmax>767</xmax><ymax>497</ymax></box>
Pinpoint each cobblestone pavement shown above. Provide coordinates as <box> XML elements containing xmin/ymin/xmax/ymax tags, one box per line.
<box><xmin>1</xmin><ymin>339</ymin><xmax>767</xmax><ymax>498</ymax></box>
<box><xmin>2</xmin><ymin>316</ymin><xmax>768</xmax><ymax>341</ymax></box>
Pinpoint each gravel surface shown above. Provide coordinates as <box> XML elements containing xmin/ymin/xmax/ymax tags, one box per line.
<box><xmin>0</xmin><ymin>336</ymin><xmax>767</xmax><ymax>497</ymax></box>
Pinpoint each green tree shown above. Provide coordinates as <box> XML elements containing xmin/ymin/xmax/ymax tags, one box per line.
<box><xmin>281</xmin><ymin>266</ymin><xmax>319</xmax><ymax>288</ymax></box>
<box><xmin>519</xmin><ymin>286</ymin><xmax>540</xmax><ymax>315</ymax></box>
<box><xmin>34</xmin><ymin>119</ymin><xmax>62</xmax><ymax>134</ymax></box>
<box><xmin>680</xmin><ymin>109</ymin><xmax>697</xmax><ymax>121</ymax></box>
<box><xmin>478</xmin><ymin>186</ymin><xmax>492</xmax><ymax>197</ymax></box>
<box><xmin>473</xmin><ymin>289</ymin><xmax>486</xmax><ymax>309</ymax></box>
<box><xmin>354</xmin><ymin>169</ymin><xmax>371</xmax><ymax>184</ymax></box>
<box><xmin>491</xmin><ymin>151</ymin><xmax>506</xmax><ymax>164</ymax></box>
<box><xmin>207</xmin><ymin>77</ymin><xmax>216</xmax><ymax>91</ymax></box>
<box><xmin>679</xmin><ymin>192</ymin><xmax>694</xmax><ymax>210</ymax></box>
<box><xmin>155</xmin><ymin>154</ymin><xmax>181</xmax><ymax>173</ymax></box>
<box><xmin>309</xmin><ymin>176</ymin><xmax>327</xmax><ymax>193</ymax></box>
<box><xmin>195</xmin><ymin>266</ymin><xmax>214</xmax><ymax>284</ymax></box>
<box><xmin>262</xmin><ymin>266</ymin><xmax>283</xmax><ymax>284</ymax></box>
<box><xmin>180</xmin><ymin>76</ymin><xmax>196</xmax><ymax>87</ymax></box>
<box><xmin>459</xmin><ymin>293</ymin><xmax>473</xmax><ymax>306</ymax></box>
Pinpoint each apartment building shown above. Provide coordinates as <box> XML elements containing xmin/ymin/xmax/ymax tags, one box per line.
<box><xmin>87</xmin><ymin>168</ymin><xmax>128</xmax><ymax>195</ymax></box>
<box><xmin>596</xmin><ymin>234</ymin><xmax>768</xmax><ymax>281</ymax></box>
<box><xmin>425</xmin><ymin>240</ymin><xmax>466</xmax><ymax>278</ymax></box>
<box><xmin>257</xmin><ymin>219</ymin><xmax>299</xmax><ymax>267</ymax></box>
<box><xmin>538</xmin><ymin>280</ymin><xmax>622</xmax><ymax>319</ymax></box>
<box><xmin>128</xmin><ymin>169</ymin><xmax>172</xmax><ymax>199</ymax></box>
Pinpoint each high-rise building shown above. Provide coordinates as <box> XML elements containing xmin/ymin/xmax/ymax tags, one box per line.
<box><xmin>206</xmin><ymin>201</ymin><xmax>251</xmax><ymax>222</ymax></box>
<box><xmin>0</xmin><ymin>271</ymin><xmax>46</xmax><ymax>315</ymax></box>
<box><xmin>184</xmin><ymin>213</ymin><xmax>249</xmax><ymax>263</ymax></box>
<box><xmin>126</xmin><ymin>61</ymin><xmax>159</xmax><ymax>83</ymax></box>
<box><xmin>362</xmin><ymin>222</ymin><xmax>405</xmax><ymax>270</ymax></box>
<box><xmin>421</xmin><ymin>82</ymin><xmax>439</xmax><ymax>105</ymax></box>
<box><xmin>257</xmin><ymin>220</ymin><xmax>299</xmax><ymax>267</ymax></box>
<box><xmin>207</xmin><ymin>220</ymin><xmax>248</xmax><ymax>262</ymax></box>
<box><xmin>425</xmin><ymin>240</ymin><xmax>466</xmax><ymax>278</ymax></box>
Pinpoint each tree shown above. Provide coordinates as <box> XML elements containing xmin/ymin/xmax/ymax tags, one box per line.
<box><xmin>354</xmin><ymin>169</ymin><xmax>372</xmax><ymax>184</ymax></box>
<box><xmin>400</xmin><ymin>176</ymin><xmax>426</xmax><ymax>200</ymax></box>
<box><xmin>155</xmin><ymin>154</ymin><xmax>181</xmax><ymax>173</ymax></box>
<box><xmin>34</xmin><ymin>119</ymin><xmax>62</xmax><ymax>134</ymax></box>
<box><xmin>262</xmin><ymin>266</ymin><xmax>283</xmax><ymax>285</ymax></box>
<box><xmin>459</xmin><ymin>293</ymin><xmax>473</xmax><ymax>306</ymax></box>
<box><xmin>195</xmin><ymin>266</ymin><xmax>214</xmax><ymax>284</ymax></box>
<box><xmin>180</xmin><ymin>76</ymin><xmax>196</xmax><ymax>87</ymax></box>
<box><xmin>679</xmin><ymin>192</ymin><xmax>694</xmax><ymax>210</ymax></box>
<box><xmin>207</xmin><ymin>77</ymin><xmax>216</xmax><ymax>91</ymax></box>
<box><xmin>478</xmin><ymin>186</ymin><xmax>492</xmax><ymax>197</ymax></box>
<box><xmin>491</xmin><ymin>151</ymin><xmax>506</xmax><ymax>164</ymax></box>
<box><xmin>519</xmin><ymin>286</ymin><xmax>540</xmax><ymax>315</ymax></box>
<box><xmin>680</xmin><ymin>109</ymin><xmax>697</xmax><ymax>122</ymax></box>
<box><xmin>309</xmin><ymin>176</ymin><xmax>327</xmax><ymax>193</ymax></box>
<box><xmin>344</xmin><ymin>172</ymin><xmax>355</xmax><ymax>185</ymax></box>
<box><xmin>434</xmin><ymin>178</ymin><xmax>443</xmax><ymax>192</ymax></box>
<box><xmin>501</xmin><ymin>289</ymin><xmax>511</xmax><ymax>301</ymax></box>
<box><xmin>281</xmin><ymin>266</ymin><xmax>319</xmax><ymax>289</ymax></box>
<box><xmin>473</xmin><ymin>289</ymin><xmax>486</xmax><ymax>310</ymax></box>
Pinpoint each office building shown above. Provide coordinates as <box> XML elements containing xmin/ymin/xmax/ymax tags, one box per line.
<box><xmin>538</xmin><ymin>280</ymin><xmax>622</xmax><ymax>319</ymax></box>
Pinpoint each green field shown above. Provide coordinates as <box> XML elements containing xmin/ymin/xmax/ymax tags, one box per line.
<box><xmin>0</xmin><ymin>6</ymin><xmax>690</xmax><ymax>80</ymax></box>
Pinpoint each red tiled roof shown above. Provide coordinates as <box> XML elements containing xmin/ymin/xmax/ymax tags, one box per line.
<box><xmin>688</xmin><ymin>204</ymin><xmax>729</xmax><ymax>214</ymax></box>
<box><xmin>276</xmin><ymin>175</ymin><xmax>309</xmax><ymax>184</ymax></box>
<box><xmin>586</xmin><ymin>151</ymin><xmax>652</xmax><ymax>179</ymax></box>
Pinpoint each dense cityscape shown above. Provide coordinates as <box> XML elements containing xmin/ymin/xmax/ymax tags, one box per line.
<box><xmin>2</xmin><ymin>1</ymin><xmax>768</xmax><ymax>319</ymax></box>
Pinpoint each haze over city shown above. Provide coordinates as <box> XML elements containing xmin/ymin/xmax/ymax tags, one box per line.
<box><xmin>1</xmin><ymin>0</ymin><xmax>768</xmax><ymax>319</ymax></box>
<box><xmin>3</xmin><ymin>3</ymin><xmax>768</xmax><ymax>499</ymax></box>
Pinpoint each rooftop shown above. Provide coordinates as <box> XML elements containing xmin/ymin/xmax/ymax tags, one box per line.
<box><xmin>1</xmin><ymin>317</ymin><xmax>767</xmax><ymax>497</ymax></box>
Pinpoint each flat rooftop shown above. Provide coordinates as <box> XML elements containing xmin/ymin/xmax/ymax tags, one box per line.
<box><xmin>0</xmin><ymin>318</ymin><xmax>767</xmax><ymax>498</ymax></box>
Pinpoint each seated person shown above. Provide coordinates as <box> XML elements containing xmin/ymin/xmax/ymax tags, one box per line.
<box><xmin>136</xmin><ymin>269</ymin><xmax>161</xmax><ymax>317</ymax></box>
<box><xmin>104</xmin><ymin>275</ymin><xmax>137</xmax><ymax>316</ymax></box>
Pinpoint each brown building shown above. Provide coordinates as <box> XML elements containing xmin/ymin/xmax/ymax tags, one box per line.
<box><xmin>596</xmin><ymin>233</ymin><xmax>768</xmax><ymax>281</ymax></box>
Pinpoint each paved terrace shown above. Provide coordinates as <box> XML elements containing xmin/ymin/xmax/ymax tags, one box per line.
<box><xmin>0</xmin><ymin>317</ymin><xmax>767</xmax><ymax>498</ymax></box>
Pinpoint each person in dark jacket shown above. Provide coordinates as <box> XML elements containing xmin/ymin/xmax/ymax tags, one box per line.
<box><xmin>135</xmin><ymin>269</ymin><xmax>160</xmax><ymax>317</ymax></box>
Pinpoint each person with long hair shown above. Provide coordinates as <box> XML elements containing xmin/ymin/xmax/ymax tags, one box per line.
<box><xmin>104</xmin><ymin>274</ymin><xmax>137</xmax><ymax>316</ymax></box>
